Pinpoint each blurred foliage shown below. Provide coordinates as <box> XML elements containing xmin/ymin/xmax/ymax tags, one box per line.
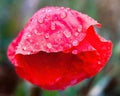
<box><xmin>0</xmin><ymin>0</ymin><xmax>120</xmax><ymax>96</ymax></box>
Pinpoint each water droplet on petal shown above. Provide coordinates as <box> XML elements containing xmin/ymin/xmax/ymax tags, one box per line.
<box><xmin>47</xmin><ymin>43</ymin><xmax>52</xmax><ymax>48</ymax></box>
<box><xmin>60</xmin><ymin>7</ymin><xmax>64</xmax><ymax>10</ymax></box>
<box><xmin>51</xmin><ymin>22</ymin><xmax>56</xmax><ymax>30</ymax></box>
<box><xmin>45</xmin><ymin>33</ymin><xmax>50</xmax><ymax>38</ymax></box>
<box><xmin>71</xmin><ymin>79</ymin><xmax>77</xmax><ymax>85</ymax></box>
<box><xmin>72</xmin><ymin>40</ymin><xmax>79</xmax><ymax>46</ymax></box>
<box><xmin>41</xmin><ymin>9</ymin><xmax>45</xmax><ymax>12</ymax></box>
<box><xmin>107</xmin><ymin>46</ymin><xmax>110</xmax><ymax>50</ymax></box>
<box><xmin>45</xmin><ymin>15</ymin><xmax>50</xmax><ymax>20</ymax></box>
<box><xmin>60</xmin><ymin>12</ymin><xmax>67</xmax><ymax>19</ymax></box>
<box><xmin>34</xmin><ymin>30</ymin><xmax>38</xmax><ymax>34</ymax></box>
<box><xmin>16</xmin><ymin>46</ymin><xmax>18</xmax><ymax>49</ymax></box>
<box><xmin>27</xmin><ymin>34</ymin><xmax>31</xmax><ymax>37</ymax></box>
<box><xmin>34</xmin><ymin>30</ymin><xmax>41</xmax><ymax>35</ymax></box>
<box><xmin>55</xmin><ymin>77</ymin><xmax>61</xmax><ymax>82</ymax></box>
<box><xmin>68</xmin><ymin>44</ymin><xmax>72</xmax><ymax>48</ymax></box>
<box><xmin>78</xmin><ymin>25</ymin><xmax>82</xmax><ymax>32</ymax></box>
<box><xmin>14</xmin><ymin>62</ymin><xmax>18</xmax><ymax>67</ymax></box>
<box><xmin>36</xmin><ymin>42</ymin><xmax>39</xmax><ymax>45</ymax></box>
<box><xmin>63</xmin><ymin>31</ymin><xmax>71</xmax><ymax>38</ymax></box>
<box><xmin>27</xmin><ymin>52</ymin><xmax>30</xmax><ymax>55</ymax></box>
<box><xmin>98</xmin><ymin>61</ymin><xmax>101</xmax><ymax>64</ymax></box>
<box><xmin>23</xmin><ymin>47</ymin><xmax>27</xmax><ymax>51</ymax></box>
<box><xmin>47</xmin><ymin>9</ymin><xmax>52</xmax><ymax>12</ymax></box>
<box><xmin>96</xmin><ymin>52</ymin><xmax>100</xmax><ymax>56</ymax></box>
<box><xmin>72</xmin><ymin>50</ymin><xmax>78</xmax><ymax>54</ymax></box>
<box><xmin>66</xmin><ymin>8</ymin><xmax>70</xmax><ymax>11</ymax></box>
<box><xmin>75</xmin><ymin>32</ymin><xmax>79</xmax><ymax>36</ymax></box>
<box><xmin>38</xmin><ymin>18</ymin><xmax>43</xmax><ymax>24</ymax></box>
<box><xmin>30</xmin><ymin>39</ymin><xmax>33</xmax><ymax>43</ymax></box>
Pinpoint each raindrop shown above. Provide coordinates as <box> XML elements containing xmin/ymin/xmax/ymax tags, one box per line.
<box><xmin>47</xmin><ymin>43</ymin><xmax>52</xmax><ymax>48</ymax></box>
<box><xmin>63</xmin><ymin>31</ymin><xmax>71</xmax><ymax>38</ymax></box>
<box><xmin>60</xmin><ymin>7</ymin><xmax>64</xmax><ymax>9</ymax></box>
<box><xmin>68</xmin><ymin>44</ymin><xmax>72</xmax><ymax>48</ymax></box>
<box><xmin>66</xmin><ymin>8</ymin><xmax>70</xmax><ymax>11</ymax></box>
<box><xmin>38</xmin><ymin>18</ymin><xmax>43</xmax><ymax>24</ymax></box>
<box><xmin>45</xmin><ymin>15</ymin><xmax>50</xmax><ymax>19</ymax></box>
<box><xmin>55</xmin><ymin>77</ymin><xmax>61</xmax><ymax>82</ymax></box>
<box><xmin>36</xmin><ymin>42</ymin><xmax>39</xmax><ymax>45</ymax></box>
<box><xmin>23</xmin><ymin>47</ymin><xmax>27</xmax><ymax>51</ymax></box>
<box><xmin>29</xmin><ymin>39</ymin><xmax>33</xmax><ymax>43</ymax></box>
<box><xmin>60</xmin><ymin>12</ymin><xmax>67</xmax><ymax>19</ymax></box>
<box><xmin>27</xmin><ymin>52</ymin><xmax>30</xmax><ymax>55</ymax></box>
<box><xmin>16</xmin><ymin>46</ymin><xmax>18</xmax><ymax>49</ymax></box>
<box><xmin>72</xmin><ymin>40</ymin><xmax>79</xmax><ymax>46</ymax></box>
<box><xmin>27</xmin><ymin>34</ymin><xmax>31</xmax><ymax>37</ymax></box>
<box><xmin>75</xmin><ymin>32</ymin><xmax>79</xmax><ymax>36</ymax></box>
<box><xmin>56</xmin><ymin>31</ymin><xmax>63</xmax><ymax>38</ymax></box>
<box><xmin>41</xmin><ymin>9</ymin><xmax>45</xmax><ymax>13</ymax></box>
<box><xmin>77</xmin><ymin>25</ymin><xmax>82</xmax><ymax>32</ymax></box>
<box><xmin>96</xmin><ymin>52</ymin><xmax>100</xmax><ymax>56</ymax></box>
<box><xmin>34</xmin><ymin>30</ymin><xmax>40</xmax><ymax>35</ymax></box>
<box><xmin>45</xmin><ymin>33</ymin><xmax>50</xmax><ymax>38</ymax></box>
<box><xmin>102</xmin><ymin>46</ymin><xmax>107</xmax><ymax>50</ymax></box>
<box><xmin>107</xmin><ymin>46</ymin><xmax>111</xmax><ymax>50</ymax></box>
<box><xmin>14</xmin><ymin>63</ymin><xmax>18</xmax><ymax>67</ymax></box>
<box><xmin>51</xmin><ymin>22</ymin><xmax>56</xmax><ymax>30</ymax></box>
<box><xmin>58</xmin><ymin>38</ymin><xmax>61</xmax><ymax>42</ymax></box>
<box><xmin>98</xmin><ymin>61</ymin><xmax>101</xmax><ymax>65</ymax></box>
<box><xmin>47</xmin><ymin>9</ymin><xmax>52</xmax><ymax>12</ymax></box>
<box><xmin>72</xmin><ymin>50</ymin><xmax>78</xmax><ymax>54</ymax></box>
<box><xmin>34</xmin><ymin>30</ymin><xmax>38</xmax><ymax>34</ymax></box>
<box><xmin>71</xmin><ymin>79</ymin><xmax>77</xmax><ymax>85</ymax></box>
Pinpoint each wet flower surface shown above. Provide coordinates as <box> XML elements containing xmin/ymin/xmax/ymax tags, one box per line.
<box><xmin>7</xmin><ymin>7</ymin><xmax>113</xmax><ymax>90</ymax></box>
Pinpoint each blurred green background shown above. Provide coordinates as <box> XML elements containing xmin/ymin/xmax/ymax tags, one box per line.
<box><xmin>0</xmin><ymin>0</ymin><xmax>120</xmax><ymax>96</ymax></box>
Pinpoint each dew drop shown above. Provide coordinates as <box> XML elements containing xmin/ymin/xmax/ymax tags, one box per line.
<box><xmin>23</xmin><ymin>47</ymin><xmax>27</xmax><ymax>51</ymax></box>
<box><xmin>38</xmin><ymin>18</ymin><xmax>43</xmax><ymax>24</ymax></box>
<box><xmin>66</xmin><ymin>8</ymin><xmax>70</xmax><ymax>11</ymax></box>
<box><xmin>34</xmin><ymin>30</ymin><xmax>40</xmax><ymax>35</ymax></box>
<box><xmin>34</xmin><ymin>30</ymin><xmax>38</xmax><ymax>34</ymax></box>
<box><xmin>27</xmin><ymin>52</ymin><xmax>30</xmax><ymax>55</ymax></box>
<box><xmin>63</xmin><ymin>31</ymin><xmax>71</xmax><ymax>38</ymax></box>
<box><xmin>51</xmin><ymin>22</ymin><xmax>56</xmax><ymax>30</ymax></box>
<box><xmin>55</xmin><ymin>77</ymin><xmax>61</xmax><ymax>82</ymax></box>
<box><xmin>45</xmin><ymin>33</ymin><xmax>50</xmax><ymax>38</ymax></box>
<box><xmin>72</xmin><ymin>40</ymin><xmax>79</xmax><ymax>46</ymax></box>
<box><xmin>71</xmin><ymin>79</ymin><xmax>77</xmax><ymax>85</ymax></box>
<box><xmin>72</xmin><ymin>50</ymin><xmax>78</xmax><ymax>54</ymax></box>
<box><xmin>60</xmin><ymin>7</ymin><xmax>64</xmax><ymax>10</ymax></box>
<box><xmin>56</xmin><ymin>31</ymin><xmax>63</xmax><ymax>38</ymax></box>
<box><xmin>29</xmin><ymin>39</ymin><xmax>33</xmax><ymax>43</ymax></box>
<box><xmin>36</xmin><ymin>42</ymin><xmax>39</xmax><ymax>45</ymax></box>
<box><xmin>77</xmin><ymin>25</ymin><xmax>82</xmax><ymax>32</ymax></box>
<box><xmin>60</xmin><ymin>12</ymin><xmax>67</xmax><ymax>19</ymax></box>
<box><xmin>107</xmin><ymin>46</ymin><xmax>111</xmax><ymax>50</ymax></box>
<box><xmin>14</xmin><ymin>62</ymin><xmax>18</xmax><ymax>67</ymax></box>
<box><xmin>98</xmin><ymin>61</ymin><xmax>101</xmax><ymax>65</ymax></box>
<box><xmin>47</xmin><ymin>43</ymin><xmax>52</xmax><ymax>48</ymax></box>
<box><xmin>45</xmin><ymin>15</ymin><xmax>50</xmax><ymax>19</ymax></box>
<box><xmin>41</xmin><ymin>9</ymin><xmax>45</xmax><ymax>12</ymax></box>
<box><xmin>68</xmin><ymin>44</ymin><xmax>72</xmax><ymax>48</ymax></box>
<box><xmin>47</xmin><ymin>9</ymin><xmax>52</xmax><ymax>12</ymax></box>
<box><xmin>96</xmin><ymin>52</ymin><xmax>100</xmax><ymax>56</ymax></box>
<box><xmin>27</xmin><ymin>34</ymin><xmax>31</xmax><ymax>37</ymax></box>
<box><xmin>75</xmin><ymin>32</ymin><xmax>79</xmax><ymax>36</ymax></box>
<box><xmin>16</xmin><ymin>46</ymin><xmax>18</xmax><ymax>49</ymax></box>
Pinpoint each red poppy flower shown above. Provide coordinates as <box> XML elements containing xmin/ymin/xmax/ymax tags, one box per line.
<box><xmin>7</xmin><ymin>7</ymin><xmax>112</xmax><ymax>90</ymax></box>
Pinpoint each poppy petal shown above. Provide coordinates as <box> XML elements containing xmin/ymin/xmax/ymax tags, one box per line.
<box><xmin>7</xmin><ymin>7</ymin><xmax>112</xmax><ymax>90</ymax></box>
